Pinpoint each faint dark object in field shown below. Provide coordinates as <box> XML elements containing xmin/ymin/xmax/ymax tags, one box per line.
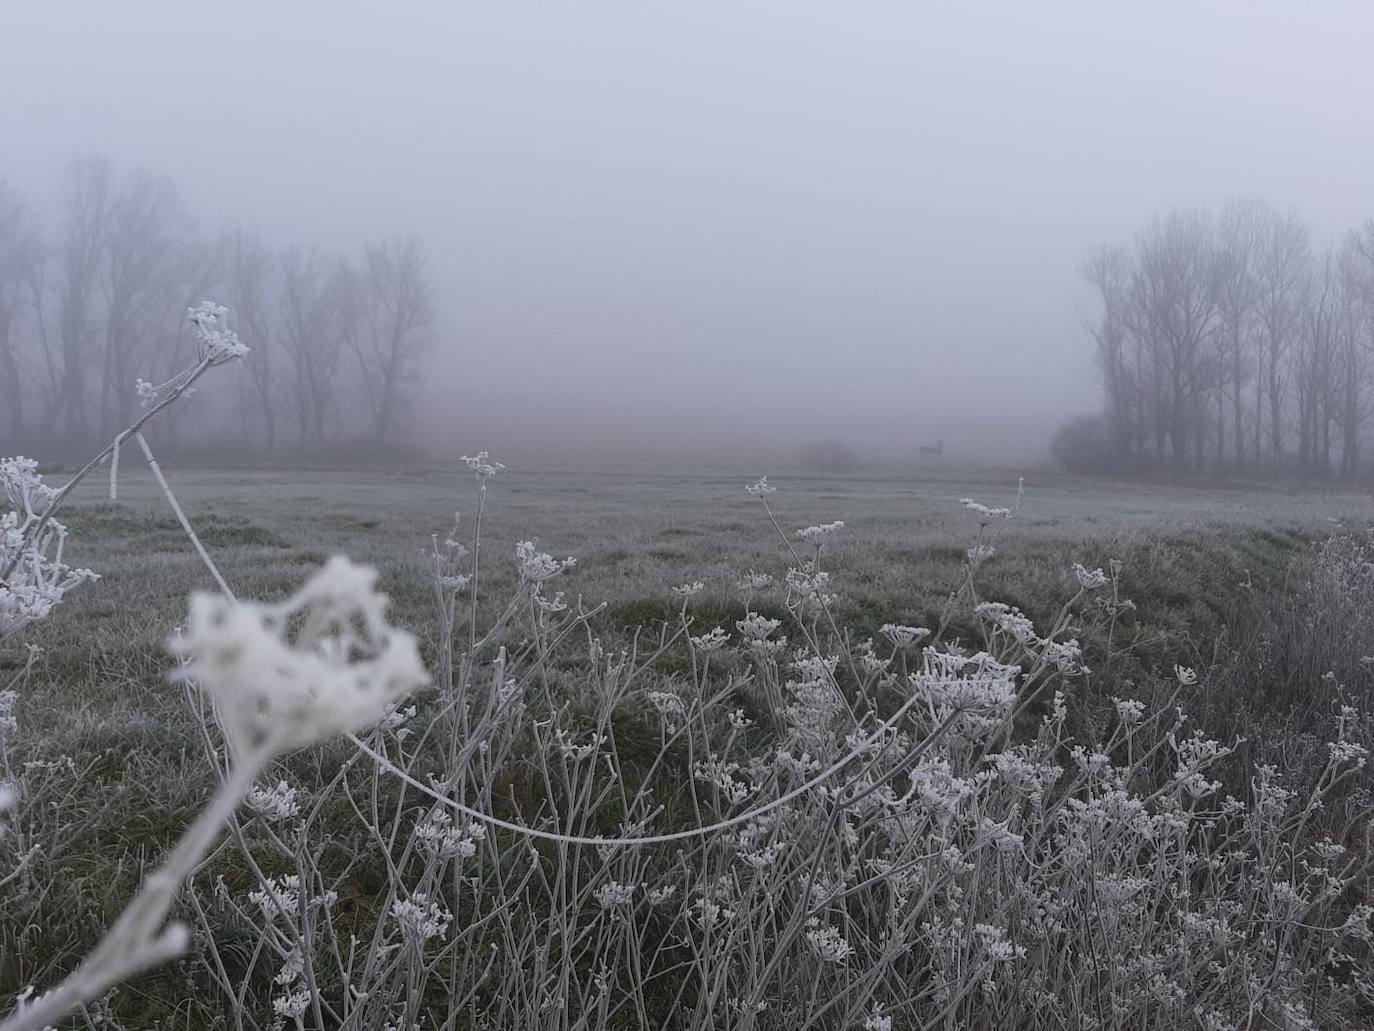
<box><xmin>799</xmin><ymin>441</ymin><xmax>864</xmax><ymax>472</ymax></box>
<box><xmin>918</xmin><ymin>438</ymin><xmax>944</xmax><ymax>458</ymax></box>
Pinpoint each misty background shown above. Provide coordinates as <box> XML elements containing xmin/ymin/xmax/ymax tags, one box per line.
<box><xmin>4</xmin><ymin>3</ymin><xmax>1374</xmax><ymax>467</ymax></box>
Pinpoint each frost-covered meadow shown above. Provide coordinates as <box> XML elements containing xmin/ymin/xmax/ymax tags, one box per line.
<box><xmin>3</xmin><ymin>350</ymin><xmax>1372</xmax><ymax>1028</ymax></box>
<box><xmin>9</xmin><ymin>3</ymin><xmax>1374</xmax><ymax>1025</ymax></box>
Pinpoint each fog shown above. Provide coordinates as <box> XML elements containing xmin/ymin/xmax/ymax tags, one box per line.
<box><xmin>4</xmin><ymin>3</ymin><xmax>1374</xmax><ymax>467</ymax></box>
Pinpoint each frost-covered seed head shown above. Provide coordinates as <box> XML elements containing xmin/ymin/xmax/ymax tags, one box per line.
<box><xmin>974</xmin><ymin>922</ymin><xmax>1025</xmax><ymax>961</ymax></box>
<box><xmin>735</xmin><ymin>570</ymin><xmax>773</xmax><ymax>592</ymax></box>
<box><xmin>274</xmin><ymin>948</ymin><xmax>304</xmax><ymax>986</ymax></box>
<box><xmin>555</xmin><ymin>729</ymin><xmax>607</xmax><ymax>760</ymax></box>
<box><xmin>959</xmin><ymin>497</ymin><xmax>1012</xmax><ymax>524</ymax></box>
<box><xmin>1</xmin><ymin>456</ymin><xmax>57</xmax><ymax>517</ymax></box>
<box><xmin>880</xmin><ymin>623</ymin><xmax>929</xmax><ymax>649</ymax></box>
<box><xmin>460</xmin><ymin>451</ymin><xmax>506</xmax><ymax>479</ymax></box>
<box><xmin>648</xmin><ymin>691</ymin><xmax>686</xmax><ymax>717</ymax></box>
<box><xmin>796</xmin><ymin>520</ymin><xmax>844</xmax><ymax>547</ymax></box>
<box><xmin>272</xmin><ymin>988</ymin><xmax>311</xmax><ymax>1019</ymax></box>
<box><xmin>188</xmin><ymin>301</ymin><xmax>249</xmax><ymax>365</ymax></box>
<box><xmin>515</xmin><ymin>540</ymin><xmax>576</xmax><ymax>583</ymax></box>
<box><xmin>168</xmin><ymin>556</ymin><xmax>429</xmax><ymax>758</ymax></box>
<box><xmin>533</xmin><ymin>586</ymin><xmax>567</xmax><ymax>613</ymax></box>
<box><xmin>246</xmin><ymin>781</ymin><xmax>300</xmax><ymax>822</ymax></box>
<box><xmin>1113</xmin><ymin>697</ymin><xmax>1146</xmax><ymax>725</ymax></box>
<box><xmin>736</xmin><ymin>612</ymin><xmax>781</xmax><ymax>641</ymax></box>
<box><xmin>785</xmin><ymin>565</ymin><xmax>836</xmax><ymax>607</ymax></box>
<box><xmin>645</xmin><ymin>884</ymin><xmax>677</xmax><ymax>906</ymax></box>
<box><xmin>804</xmin><ymin>918</ymin><xmax>855</xmax><ymax>962</ymax></box>
<box><xmin>3</xmin><ymin>457</ymin><xmax>102</xmax><ymax>637</ymax></box>
<box><xmin>690</xmin><ymin>627</ymin><xmax>729</xmax><ymax>652</ymax></box>
<box><xmin>391</xmin><ymin>893</ymin><xmax>452</xmax><ymax>943</ymax></box>
<box><xmin>594</xmin><ymin>881</ymin><xmax>635</xmax><ymax>909</ymax></box>
<box><xmin>1329</xmin><ymin>739</ymin><xmax>1368</xmax><ymax>767</ymax></box>
<box><xmin>1073</xmin><ymin>563</ymin><xmax>1108</xmax><ymax>589</ymax></box>
<box><xmin>248</xmin><ymin>875</ymin><xmax>337</xmax><ymax>921</ymax></box>
<box><xmin>414</xmin><ymin>809</ymin><xmax>485</xmax><ymax>859</ymax></box>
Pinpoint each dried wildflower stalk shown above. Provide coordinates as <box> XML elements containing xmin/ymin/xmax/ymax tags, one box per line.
<box><xmin>1</xmin><ymin>557</ymin><xmax>428</xmax><ymax>1031</ymax></box>
<box><xmin>1</xmin><ymin>304</ymin><xmax>429</xmax><ymax>1031</ymax></box>
<box><xmin>1</xmin><ymin>302</ymin><xmax>248</xmax><ymax>628</ymax></box>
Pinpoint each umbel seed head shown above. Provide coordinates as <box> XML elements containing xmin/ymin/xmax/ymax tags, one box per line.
<box><xmin>169</xmin><ymin>556</ymin><xmax>429</xmax><ymax>757</ymax></box>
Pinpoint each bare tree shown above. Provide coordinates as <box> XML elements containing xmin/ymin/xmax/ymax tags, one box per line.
<box><xmin>1253</xmin><ymin>207</ymin><xmax>1310</xmax><ymax>470</ymax></box>
<box><xmin>1293</xmin><ymin>250</ymin><xmax>1342</xmax><ymax>475</ymax></box>
<box><xmin>50</xmin><ymin>155</ymin><xmax>115</xmax><ymax>447</ymax></box>
<box><xmin>1</xmin><ymin>153</ymin><xmax>448</xmax><ymax>458</ymax></box>
<box><xmin>278</xmin><ymin>248</ymin><xmax>343</xmax><ymax>451</ymax></box>
<box><xmin>1081</xmin><ymin>243</ymin><xmax>1137</xmax><ymax>463</ymax></box>
<box><xmin>1128</xmin><ymin>210</ymin><xmax>1221</xmax><ymax>471</ymax></box>
<box><xmin>224</xmin><ymin>229</ymin><xmax>278</xmax><ymax>452</ymax></box>
<box><xmin>344</xmin><ymin>238</ymin><xmax>434</xmax><ymax>449</ymax></box>
<box><xmin>1071</xmin><ymin>203</ymin><xmax>1374</xmax><ymax>482</ymax></box>
<box><xmin>1341</xmin><ymin>221</ymin><xmax>1374</xmax><ymax>477</ymax></box>
<box><xmin>98</xmin><ymin>169</ymin><xmax>192</xmax><ymax>438</ymax></box>
<box><xmin>1214</xmin><ymin>200</ymin><xmax>1263</xmax><ymax>471</ymax></box>
<box><xmin>0</xmin><ymin>180</ymin><xmax>40</xmax><ymax>440</ymax></box>
<box><xmin>1337</xmin><ymin>297</ymin><xmax>1364</xmax><ymax>479</ymax></box>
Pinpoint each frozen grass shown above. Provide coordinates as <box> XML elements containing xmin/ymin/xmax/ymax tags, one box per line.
<box><xmin>3</xmin><ymin>460</ymin><xmax>1373</xmax><ymax>1028</ymax></box>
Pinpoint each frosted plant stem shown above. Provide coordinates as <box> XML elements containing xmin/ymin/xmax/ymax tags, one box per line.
<box><xmin>0</xmin><ymin>750</ymin><xmax>267</xmax><ymax>1031</ymax></box>
<box><xmin>135</xmin><ymin>432</ymin><xmax>235</xmax><ymax>600</ymax></box>
<box><xmin>0</xmin><ymin>354</ymin><xmax>215</xmax><ymax>584</ymax></box>
<box><xmin>469</xmin><ymin>480</ymin><xmax>486</xmax><ymax>653</ymax></box>
<box><xmin>756</xmin><ymin>494</ymin><xmax>863</xmax><ymax>724</ymax></box>
<box><xmin>348</xmin><ymin>702</ymin><xmax>959</xmax><ymax>848</ymax></box>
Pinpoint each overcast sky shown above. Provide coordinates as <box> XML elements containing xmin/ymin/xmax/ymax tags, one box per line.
<box><xmin>4</xmin><ymin>3</ymin><xmax>1373</xmax><ymax>464</ymax></box>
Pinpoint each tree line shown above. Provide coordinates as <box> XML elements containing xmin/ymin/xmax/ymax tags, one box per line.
<box><xmin>0</xmin><ymin>155</ymin><xmax>435</xmax><ymax>458</ymax></box>
<box><xmin>1058</xmin><ymin>199</ymin><xmax>1374</xmax><ymax>478</ymax></box>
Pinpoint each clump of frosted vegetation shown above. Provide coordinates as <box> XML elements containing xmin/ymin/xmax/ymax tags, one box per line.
<box><xmin>0</xmin><ymin>458</ymin><xmax>97</xmax><ymax>638</ymax></box>
<box><xmin>1</xmin><ymin>325</ymin><xmax>1372</xmax><ymax>1027</ymax></box>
